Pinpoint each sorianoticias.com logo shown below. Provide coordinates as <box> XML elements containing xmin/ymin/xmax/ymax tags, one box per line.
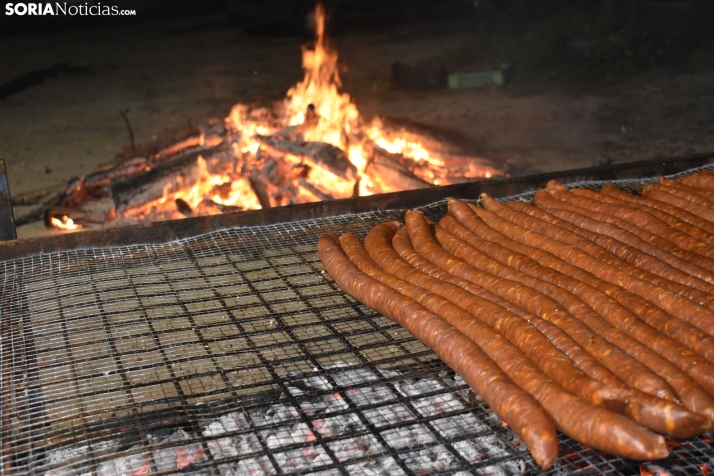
<box><xmin>4</xmin><ymin>2</ymin><xmax>136</xmax><ymax>16</ymax></box>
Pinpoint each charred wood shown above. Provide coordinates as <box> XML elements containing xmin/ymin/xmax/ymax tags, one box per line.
<box><xmin>298</xmin><ymin>178</ymin><xmax>335</xmax><ymax>201</ymax></box>
<box><xmin>13</xmin><ymin>179</ymin><xmax>76</xmax><ymax>226</ymax></box>
<box><xmin>256</xmin><ymin>135</ymin><xmax>356</xmax><ymax>180</ymax></box>
<box><xmin>110</xmin><ymin>154</ymin><xmax>200</xmax><ymax>215</ymax></box>
<box><xmin>147</xmin><ymin>136</ymin><xmax>224</xmax><ymax>169</ymax></box>
<box><xmin>175</xmin><ymin>198</ymin><xmax>193</xmax><ymax>218</ymax></box>
<box><xmin>365</xmin><ymin>153</ymin><xmax>432</xmax><ymax>193</ymax></box>
<box><xmin>203</xmin><ymin>198</ymin><xmax>242</xmax><ymax>214</ymax></box>
<box><xmin>84</xmin><ymin>157</ymin><xmax>150</xmax><ymax>188</ymax></box>
<box><xmin>248</xmin><ymin>174</ymin><xmax>271</xmax><ymax>209</ymax></box>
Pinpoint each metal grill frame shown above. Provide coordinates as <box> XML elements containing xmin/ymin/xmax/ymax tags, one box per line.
<box><xmin>1</xmin><ymin>152</ymin><xmax>714</xmax><ymax>476</ymax></box>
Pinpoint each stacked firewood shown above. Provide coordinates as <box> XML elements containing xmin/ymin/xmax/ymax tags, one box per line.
<box><xmin>319</xmin><ymin>170</ymin><xmax>714</xmax><ymax>470</ymax></box>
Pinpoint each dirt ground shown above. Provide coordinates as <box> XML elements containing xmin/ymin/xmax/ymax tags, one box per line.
<box><xmin>2</xmin><ymin>2</ymin><xmax>713</xmax><ymax>238</ymax></box>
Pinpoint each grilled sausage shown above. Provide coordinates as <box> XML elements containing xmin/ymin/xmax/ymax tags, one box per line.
<box><xmin>546</xmin><ymin>181</ymin><xmax>714</xmax><ymax>268</ymax></box>
<box><xmin>661</xmin><ymin>177</ymin><xmax>714</xmax><ymax>205</ymax></box>
<box><xmin>336</xmin><ymin>232</ymin><xmax>668</xmax><ymax>460</ymax></box>
<box><xmin>601</xmin><ymin>182</ymin><xmax>714</xmax><ymax>236</ymax></box>
<box><xmin>534</xmin><ymin>190</ymin><xmax>714</xmax><ymax>306</ymax></box>
<box><xmin>434</xmin><ymin>217</ymin><xmax>714</xmax><ymax>419</ymax></box>
<box><xmin>392</xmin><ymin>226</ymin><xmax>545</xmax><ymax>321</ymax></box>
<box><xmin>679</xmin><ymin>171</ymin><xmax>714</xmax><ymax>194</ymax></box>
<box><xmin>502</xmin><ymin>199</ymin><xmax>714</xmax><ymax>366</ymax></box>
<box><xmin>404</xmin><ymin>210</ymin><xmax>678</xmax><ymax>402</ymax></box>
<box><xmin>441</xmin><ymin>209</ymin><xmax>714</xmax><ymax>400</ymax></box>
<box><xmin>478</xmin><ymin>194</ymin><xmax>714</xmax><ymax>342</ymax></box>
<box><xmin>654</xmin><ymin>180</ymin><xmax>714</xmax><ymax>210</ymax></box>
<box><xmin>317</xmin><ymin>235</ymin><xmax>559</xmax><ymax>468</ymax></box>
<box><xmin>364</xmin><ymin>221</ymin><xmax>627</xmax><ymax>411</ymax></box>
<box><xmin>643</xmin><ymin>184</ymin><xmax>714</xmax><ymax>226</ymax></box>
<box><xmin>571</xmin><ymin>186</ymin><xmax>714</xmax><ymax>249</ymax></box>
<box><xmin>523</xmin><ymin>313</ymin><xmax>711</xmax><ymax>438</ymax></box>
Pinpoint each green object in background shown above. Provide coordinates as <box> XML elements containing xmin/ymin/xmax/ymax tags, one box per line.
<box><xmin>447</xmin><ymin>65</ymin><xmax>509</xmax><ymax>89</ymax></box>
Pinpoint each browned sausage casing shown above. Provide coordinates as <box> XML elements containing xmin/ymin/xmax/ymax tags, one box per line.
<box><xmin>541</xmin><ymin>183</ymin><xmax>714</xmax><ymax>291</ymax></box>
<box><xmin>571</xmin><ymin>186</ymin><xmax>714</xmax><ymax>249</ymax></box>
<box><xmin>404</xmin><ymin>210</ymin><xmax>678</xmax><ymax>402</ymax></box>
<box><xmin>433</xmin><ymin>216</ymin><xmax>714</xmax><ymax>419</ymax></box>
<box><xmin>643</xmin><ymin>184</ymin><xmax>714</xmax><ymax>226</ymax></box>
<box><xmin>392</xmin><ymin>208</ymin><xmax>709</xmax><ymax>438</ymax></box>
<box><xmin>364</xmin><ymin>221</ymin><xmax>627</xmax><ymax>412</ymax></box>
<box><xmin>601</xmin><ymin>182</ymin><xmax>714</xmax><ymax>236</ymax></box>
<box><xmin>502</xmin><ymin>198</ymin><xmax>714</xmax><ymax>366</ymax></box>
<box><xmin>526</xmin><ymin>191</ymin><xmax>714</xmax><ymax>305</ymax></box>
<box><xmin>441</xmin><ymin>206</ymin><xmax>714</xmax><ymax>401</ymax></box>
<box><xmin>337</xmin><ymin>232</ymin><xmax>668</xmax><ymax>461</ymax></box>
<box><xmin>545</xmin><ymin>181</ymin><xmax>714</xmax><ymax>261</ymax></box>
<box><xmin>679</xmin><ymin>171</ymin><xmax>714</xmax><ymax>194</ymax></box>
<box><xmin>522</xmin><ymin>312</ymin><xmax>710</xmax><ymax>438</ymax></box>
<box><xmin>483</xmin><ymin>193</ymin><xmax>714</xmax><ymax>336</ymax></box>
<box><xmin>661</xmin><ymin>178</ymin><xmax>714</xmax><ymax>206</ymax></box>
<box><xmin>317</xmin><ymin>235</ymin><xmax>559</xmax><ymax>468</ymax></box>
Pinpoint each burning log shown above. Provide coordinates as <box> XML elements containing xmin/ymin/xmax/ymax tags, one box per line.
<box><xmin>298</xmin><ymin>178</ymin><xmax>335</xmax><ymax>201</ymax></box>
<box><xmin>365</xmin><ymin>151</ymin><xmax>432</xmax><ymax>193</ymax></box>
<box><xmin>110</xmin><ymin>155</ymin><xmax>201</xmax><ymax>215</ymax></box>
<box><xmin>247</xmin><ymin>175</ymin><xmax>271</xmax><ymax>210</ymax></box>
<box><xmin>13</xmin><ymin>179</ymin><xmax>73</xmax><ymax>226</ymax></box>
<box><xmin>83</xmin><ymin>157</ymin><xmax>150</xmax><ymax>189</ymax></box>
<box><xmin>174</xmin><ymin>198</ymin><xmax>193</xmax><ymax>217</ymax></box>
<box><xmin>110</xmin><ymin>141</ymin><xmax>232</xmax><ymax>215</ymax></box>
<box><xmin>256</xmin><ymin>135</ymin><xmax>357</xmax><ymax>181</ymax></box>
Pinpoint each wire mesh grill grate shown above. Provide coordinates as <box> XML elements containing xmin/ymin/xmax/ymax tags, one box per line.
<box><xmin>2</xmin><ymin>167</ymin><xmax>714</xmax><ymax>475</ymax></box>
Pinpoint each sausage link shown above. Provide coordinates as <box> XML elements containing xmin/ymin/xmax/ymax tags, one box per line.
<box><xmin>524</xmin><ymin>313</ymin><xmax>711</xmax><ymax>438</ymax></box>
<box><xmin>317</xmin><ymin>235</ymin><xmax>559</xmax><ymax>468</ymax></box>
<box><xmin>533</xmin><ymin>189</ymin><xmax>714</xmax><ymax>304</ymax></box>
<box><xmin>572</xmin><ymin>186</ymin><xmax>714</xmax><ymax>249</ymax></box>
<box><xmin>392</xmin><ymin>226</ymin><xmax>545</xmax><ymax>321</ymax></box>
<box><xmin>655</xmin><ymin>180</ymin><xmax>714</xmax><ymax>210</ymax></box>
<box><xmin>643</xmin><ymin>185</ymin><xmax>714</xmax><ymax>226</ymax></box>
<box><xmin>399</xmin><ymin>207</ymin><xmax>714</xmax><ymax>433</ymax></box>
<box><xmin>337</xmin><ymin>232</ymin><xmax>668</xmax><ymax>460</ymax></box>
<box><xmin>601</xmin><ymin>182</ymin><xmax>714</xmax><ymax>236</ymax></box>
<box><xmin>479</xmin><ymin>194</ymin><xmax>714</xmax><ymax>344</ymax></box>
<box><xmin>441</xmin><ymin>208</ymin><xmax>714</xmax><ymax>400</ymax></box>
<box><xmin>364</xmin><ymin>222</ymin><xmax>627</xmax><ymax>412</ymax></box>
<box><xmin>679</xmin><ymin>171</ymin><xmax>714</xmax><ymax>194</ymax></box>
<box><xmin>503</xmin><ymin>199</ymin><xmax>714</xmax><ymax>366</ymax></box>
<box><xmin>404</xmin><ymin>210</ymin><xmax>678</xmax><ymax>402</ymax></box>
<box><xmin>661</xmin><ymin>177</ymin><xmax>714</xmax><ymax>205</ymax></box>
<box><xmin>542</xmin><ymin>182</ymin><xmax>714</xmax><ymax>288</ymax></box>
<box><xmin>435</xmin><ymin>217</ymin><xmax>714</xmax><ymax>419</ymax></box>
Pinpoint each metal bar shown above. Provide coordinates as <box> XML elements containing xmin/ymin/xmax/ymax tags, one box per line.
<box><xmin>0</xmin><ymin>159</ymin><xmax>17</xmax><ymax>241</ymax></box>
<box><xmin>1</xmin><ymin>152</ymin><xmax>712</xmax><ymax>261</ymax></box>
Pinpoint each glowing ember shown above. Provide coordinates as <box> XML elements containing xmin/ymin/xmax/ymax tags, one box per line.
<box><xmin>51</xmin><ymin>216</ymin><xmax>80</xmax><ymax>230</ymax></box>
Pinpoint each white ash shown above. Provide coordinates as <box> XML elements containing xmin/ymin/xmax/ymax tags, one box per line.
<box><xmin>149</xmin><ymin>428</ymin><xmax>207</xmax><ymax>474</ymax></box>
<box><xmin>402</xmin><ymin>444</ymin><xmax>461</xmax><ymax>473</ymax></box>
<box><xmin>473</xmin><ymin>461</ymin><xmax>528</xmax><ymax>476</ymax></box>
<box><xmin>411</xmin><ymin>392</ymin><xmax>464</xmax><ymax>417</ymax></box>
<box><xmin>431</xmin><ymin>414</ymin><xmax>488</xmax><ymax>439</ymax></box>
<box><xmin>345</xmin><ymin>456</ymin><xmax>405</xmax><ymax>476</ymax></box>
<box><xmin>96</xmin><ymin>445</ymin><xmax>151</xmax><ymax>476</ymax></box>
<box><xmin>381</xmin><ymin>423</ymin><xmax>436</xmax><ymax>449</ymax></box>
<box><xmin>44</xmin><ymin>363</ymin><xmax>518</xmax><ymax>475</ymax></box>
<box><xmin>362</xmin><ymin>403</ymin><xmax>414</xmax><ymax>428</ymax></box>
<box><xmin>44</xmin><ymin>440</ymin><xmax>118</xmax><ymax>476</ymax></box>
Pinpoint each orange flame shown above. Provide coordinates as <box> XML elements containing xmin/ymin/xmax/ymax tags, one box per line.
<box><xmin>51</xmin><ymin>216</ymin><xmax>81</xmax><ymax>230</ymax></box>
<box><xmin>114</xmin><ymin>2</ymin><xmax>498</xmax><ymax>224</ymax></box>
